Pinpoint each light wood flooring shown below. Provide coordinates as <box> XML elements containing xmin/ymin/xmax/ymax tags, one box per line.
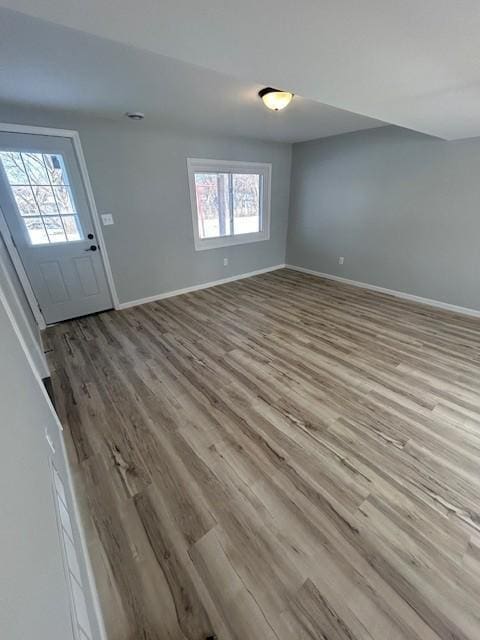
<box><xmin>45</xmin><ymin>268</ymin><xmax>480</xmax><ymax>640</ymax></box>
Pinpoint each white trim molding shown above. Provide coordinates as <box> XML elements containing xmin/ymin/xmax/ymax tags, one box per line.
<box><xmin>187</xmin><ymin>157</ymin><xmax>271</xmax><ymax>251</ymax></box>
<box><xmin>0</xmin><ymin>122</ymin><xmax>80</xmax><ymax>137</ymax></box>
<box><xmin>0</xmin><ymin>205</ymin><xmax>46</xmax><ymax>329</ymax></box>
<box><xmin>0</xmin><ymin>248</ymin><xmax>49</xmax><ymax>378</ymax></box>
<box><xmin>0</xmin><ymin>122</ymin><xmax>120</xmax><ymax>312</ymax></box>
<box><xmin>70</xmin><ymin>130</ymin><xmax>119</xmax><ymax>308</ymax></box>
<box><xmin>118</xmin><ymin>264</ymin><xmax>286</xmax><ymax>310</ymax></box>
<box><xmin>286</xmin><ymin>264</ymin><xmax>480</xmax><ymax>318</ymax></box>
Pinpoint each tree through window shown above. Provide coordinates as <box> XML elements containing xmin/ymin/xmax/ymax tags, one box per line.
<box><xmin>188</xmin><ymin>159</ymin><xmax>270</xmax><ymax>251</ymax></box>
<box><xmin>0</xmin><ymin>151</ymin><xmax>82</xmax><ymax>245</ymax></box>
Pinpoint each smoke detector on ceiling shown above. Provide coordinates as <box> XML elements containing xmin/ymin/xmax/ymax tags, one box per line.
<box><xmin>125</xmin><ymin>112</ymin><xmax>145</xmax><ymax>120</ymax></box>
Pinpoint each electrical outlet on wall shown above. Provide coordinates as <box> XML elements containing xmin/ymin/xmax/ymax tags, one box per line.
<box><xmin>223</xmin><ymin>257</ymin><xmax>229</xmax><ymax>266</ymax></box>
<box><xmin>338</xmin><ymin>256</ymin><xmax>345</xmax><ymax>265</ymax></box>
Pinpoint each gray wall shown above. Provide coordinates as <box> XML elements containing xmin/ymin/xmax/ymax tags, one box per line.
<box><xmin>0</xmin><ymin>292</ymin><xmax>76</xmax><ymax>639</ymax></box>
<box><xmin>287</xmin><ymin>125</ymin><xmax>480</xmax><ymax>310</ymax></box>
<box><xmin>0</xmin><ymin>105</ymin><xmax>291</xmax><ymax>305</ymax></box>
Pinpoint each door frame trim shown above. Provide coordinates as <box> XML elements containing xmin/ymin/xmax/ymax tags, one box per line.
<box><xmin>0</xmin><ymin>123</ymin><xmax>119</xmax><ymax>326</ymax></box>
<box><xmin>0</xmin><ymin>218</ymin><xmax>49</xmax><ymax>375</ymax></box>
<box><xmin>0</xmin><ymin>205</ymin><xmax>47</xmax><ymax>328</ymax></box>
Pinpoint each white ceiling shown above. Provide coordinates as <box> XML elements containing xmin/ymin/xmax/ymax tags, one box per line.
<box><xmin>0</xmin><ymin>0</ymin><xmax>479</xmax><ymax>140</ymax></box>
<box><xmin>0</xmin><ymin>8</ymin><xmax>384</xmax><ymax>144</ymax></box>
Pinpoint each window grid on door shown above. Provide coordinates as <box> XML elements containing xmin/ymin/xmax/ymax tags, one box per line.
<box><xmin>0</xmin><ymin>150</ymin><xmax>83</xmax><ymax>245</ymax></box>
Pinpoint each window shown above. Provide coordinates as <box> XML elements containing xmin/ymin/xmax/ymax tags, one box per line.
<box><xmin>0</xmin><ymin>150</ymin><xmax>82</xmax><ymax>245</ymax></box>
<box><xmin>187</xmin><ymin>158</ymin><xmax>271</xmax><ymax>250</ymax></box>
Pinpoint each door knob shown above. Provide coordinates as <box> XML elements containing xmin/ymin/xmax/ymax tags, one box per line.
<box><xmin>85</xmin><ymin>245</ymin><xmax>97</xmax><ymax>252</ymax></box>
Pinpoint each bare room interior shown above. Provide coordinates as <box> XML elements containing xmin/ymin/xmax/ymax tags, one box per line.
<box><xmin>1</xmin><ymin>3</ymin><xmax>480</xmax><ymax>639</ymax></box>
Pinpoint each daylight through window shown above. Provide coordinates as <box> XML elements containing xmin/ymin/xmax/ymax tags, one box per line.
<box><xmin>188</xmin><ymin>159</ymin><xmax>271</xmax><ymax>250</ymax></box>
<box><xmin>0</xmin><ymin>151</ymin><xmax>82</xmax><ymax>245</ymax></box>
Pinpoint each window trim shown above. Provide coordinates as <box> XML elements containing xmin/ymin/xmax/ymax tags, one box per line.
<box><xmin>187</xmin><ymin>157</ymin><xmax>272</xmax><ymax>251</ymax></box>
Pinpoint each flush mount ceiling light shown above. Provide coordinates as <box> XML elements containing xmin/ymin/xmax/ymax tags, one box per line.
<box><xmin>125</xmin><ymin>111</ymin><xmax>145</xmax><ymax>120</ymax></box>
<box><xmin>258</xmin><ymin>87</ymin><xmax>294</xmax><ymax>111</ymax></box>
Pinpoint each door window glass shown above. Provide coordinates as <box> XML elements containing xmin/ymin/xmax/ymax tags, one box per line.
<box><xmin>0</xmin><ymin>151</ymin><xmax>83</xmax><ymax>245</ymax></box>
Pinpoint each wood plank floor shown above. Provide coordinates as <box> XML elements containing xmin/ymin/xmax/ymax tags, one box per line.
<box><xmin>45</xmin><ymin>268</ymin><xmax>480</xmax><ymax>640</ymax></box>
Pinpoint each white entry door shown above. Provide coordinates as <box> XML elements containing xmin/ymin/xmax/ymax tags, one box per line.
<box><xmin>0</xmin><ymin>131</ymin><xmax>112</xmax><ymax>324</ymax></box>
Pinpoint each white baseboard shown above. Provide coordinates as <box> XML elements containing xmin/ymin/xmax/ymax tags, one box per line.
<box><xmin>285</xmin><ymin>264</ymin><xmax>480</xmax><ymax>319</ymax></box>
<box><xmin>117</xmin><ymin>264</ymin><xmax>286</xmax><ymax>310</ymax></box>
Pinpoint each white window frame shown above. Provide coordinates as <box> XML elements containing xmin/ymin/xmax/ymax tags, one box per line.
<box><xmin>187</xmin><ymin>158</ymin><xmax>271</xmax><ymax>251</ymax></box>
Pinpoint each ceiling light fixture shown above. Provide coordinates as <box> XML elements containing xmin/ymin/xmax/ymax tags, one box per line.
<box><xmin>125</xmin><ymin>111</ymin><xmax>145</xmax><ymax>120</ymax></box>
<box><xmin>259</xmin><ymin>87</ymin><xmax>294</xmax><ymax>111</ymax></box>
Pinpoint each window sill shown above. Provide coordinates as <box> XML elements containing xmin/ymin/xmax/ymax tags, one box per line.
<box><xmin>194</xmin><ymin>231</ymin><xmax>270</xmax><ymax>251</ymax></box>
